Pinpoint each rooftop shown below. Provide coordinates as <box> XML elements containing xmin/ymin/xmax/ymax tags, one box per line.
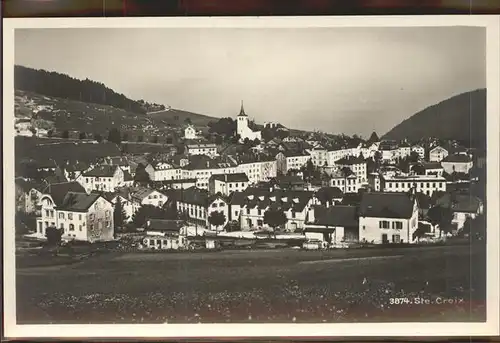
<box><xmin>210</xmin><ymin>173</ymin><xmax>249</xmax><ymax>183</ymax></box>
<box><xmin>359</xmin><ymin>192</ymin><xmax>416</xmax><ymax>219</ymax></box>
<box><xmin>83</xmin><ymin>165</ymin><xmax>119</xmax><ymax>178</ymax></box>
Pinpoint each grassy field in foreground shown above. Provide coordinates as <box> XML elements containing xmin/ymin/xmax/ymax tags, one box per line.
<box><xmin>16</xmin><ymin>244</ymin><xmax>486</xmax><ymax>324</ymax></box>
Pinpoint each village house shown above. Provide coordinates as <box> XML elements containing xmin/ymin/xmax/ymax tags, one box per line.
<box><xmin>304</xmin><ymin>205</ymin><xmax>359</xmax><ymax>245</ymax></box>
<box><xmin>233</xmin><ymin>188</ymin><xmax>317</xmax><ymax>232</ymax></box>
<box><xmin>130</xmin><ymin>188</ymin><xmax>169</xmax><ymax>213</ymax></box>
<box><xmin>34</xmin><ymin>182</ymin><xmax>114</xmax><ymax>242</ymax></box>
<box><xmin>235</xmin><ymin>156</ymin><xmax>277</xmax><ymax>184</ymax></box>
<box><xmin>359</xmin><ymin>142</ymin><xmax>380</xmax><ymax>159</ymax></box>
<box><xmin>184</xmin><ymin>125</ymin><xmax>198</xmax><ymax>140</ymax></box>
<box><xmin>80</xmin><ymin>165</ymin><xmax>125</xmax><ymax>193</ymax></box>
<box><xmin>275</xmin><ymin>151</ymin><xmax>311</xmax><ymax>174</ymax></box>
<box><xmin>380</xmin><ymin>174</ymin><xmax>446</xmax><ymax>197</ymax></box>
<box><xmin>411</xmin><ymin>144</ymin><xmax>425</xmax><ymax>159</ymax></box>
<box><xmin>208</xmin><ymin>173</ymin><xmax>249</xmax><ymax>196</ymax></box>
<box><xmin>358</xmin><ymin>192</ymin><xmax>419</xmax><ymax>244</ymax></box>
<box><xmin>103</xmin><ymin>190</ymin><xmax>134</xmax><ymax>223</ymax></box>
<box><xmin>15</xmin><ymin>177</ymin><xmax>46</xmax><ymax>214</ymax></box>
<box><xmin>141</xmin><ymin>219</ymin><xmax>187</xmax><ymax>250</ymax></box>
<box><xmin>174</xmin><ymin>187</ymin><xmax>230</xmax><ymax>231</ymax></box>
<box><xmin>441</xmin><ymin>153</ymin><xmax>474</xmax><ymax>175</ymax></box>
<box><xmin>397</xmin><ymin>141</ymin><xmax>412</xmax><ymax>159</ymax></box>
<box><xmin>378</xmin><ymin>141</ymin><xmax>399</xmax><ymax>163</ymax></box>
<box><xmin>334</xmin><ymin>156</ymin><xmax>367</xmax><ymax>184</ymax></box>
<box><xmin>422</xmin><ymin>162</ymin><xmax>444</xmax><ymax>176</ymax></box>
<box><xmin>182</xmin><ymin>155</ymin><xmax>238</xmax><ymax>189</ymax></box>
<box><xmin>185</xmin><ymin>142</ymin><xmax>218</xmax><ymax>157</ymax></box>
<box><xmin>145</xmin><ymin>161</ymin><xmax>182</xmax><ymax>181</ymax></box>
<box><xmin>434</xmin><ymin>192</ymin><xmax>484</xmax><ymax>230</ymax></box>
<box><xmin>103</xmin><ymin>156</ymin><xmax>131</xmax><ymax>173</ymax></box>
<box><xmin>236</xmin><ymin>101</ymin><xmax>262</xmax><ymax>142</ymax></box>
<box><xmin>62</xmin><ymin>160</ymin><xmax>93</xmax><ymax>182</ymax></box>
<box><xmin>429</xmin><ymin>146</ymin><xmax>449</xmax><ymax>162</ymax></box>
<box><xmin>308</xmin><ymin>147</ymin><xmax>329</xmax><ymax>167</ymax></box>
<box><xmin>329</xmin><ymin>169</ymin><xmax>360</xmax><ymax>194</ymax></box>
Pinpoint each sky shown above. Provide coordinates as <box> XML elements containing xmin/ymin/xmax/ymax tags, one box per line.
<box><xmin>15</xmin><ymin>26</ymin><xmax>485</xmax><ymax>137</ymax></box>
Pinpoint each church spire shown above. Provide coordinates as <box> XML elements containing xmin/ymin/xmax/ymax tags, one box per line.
<box><xmin>238</xmin><ymin>100</ymin><xmax>247</xmax><ymax>117</ymax></box>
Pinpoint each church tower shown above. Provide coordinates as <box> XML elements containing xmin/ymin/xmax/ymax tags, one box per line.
<box><xmin>237</xmin><ymin>100</ymin><xmax>248</xmax><ymax>137</ymax></box>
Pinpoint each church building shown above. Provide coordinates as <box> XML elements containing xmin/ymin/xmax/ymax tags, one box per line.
<box><xmin>236</xmin><ymin>101</ymin><xmax>262</xmax><ymax>143</ymax></box>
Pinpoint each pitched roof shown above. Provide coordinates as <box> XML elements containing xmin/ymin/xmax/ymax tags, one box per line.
<box><xmin>58</xmin><ymin>192</ymin><xmax>102</xmax><ymax>212</ymax></box>
<box><xmin>210</xmin><ymin>173</ymin><xmax>249</xmax><ymax>183</ymax></box>
<box><xmin>310</xmin><ymin>205</ymin><xmax>359</xmax><ymax>227</ymax></box>
<box><xmin>422</xmin><ymin>162</ymin><xmax>443</xmax><ymax>170</ymax></box>
<box><xmin>184</xmin><ymin>155</ymin><xmax>236</xmax><ymax>170</ymax></box>
<box><xmin>83</xmin><ymin>165</ymin><xmax>119</xmax><ymax>177</ymax></box>
<box><xmin>41</xmin><ymin>182</ymin><xmax>87</xmax><ymax>207</ymax></box>
<box><xmin>442</xmin><ymin>153</ymin><xmax>472</xmax><ymax>163</ymax></box>
<box><xmin>65</xmin><ymin>160</ymin><xmax>91</xmax><ymax>172</ymax></box>
<box><xmin>359</xmin><ymin>192</ymin><xmax>415</xmax><ymax>219</ymax></box>
<box><xmin>230</xmin><ymin>188</ymin><xmax>314</xmax><ymax>212</ymax></box>
<box><xmin>335</xmin><ymin>156</ymin><xmax>365</xmax><ymax>165</ymax></box>
<box><xmin>104</xmin><ymin>156</ymin><xmax>129</xmax><ymax>166</ymax></box>
<box><xmin>15</xmin><ymin>178</ymin><xmax>46</xmax><ymax>193</ymax></box>
<box><xmin>173</xmin><ymin>186</ymin><xmax>210</xmax><ymax>207</ymax></box>
<box><xmin>131</xmin><ymin>187</ymin><xmax>166</xmax><ymax>201</ymax></box>
<box><xmin>238</xmin><ymin>100</ymin><xmax>248</xmax><ymax>117</ymax></box>
<box><xmin>146</xmin><ymin>219</ymin><xmax>184</xmax><ymax>231</ymax></box>
<box><xmin>435</xmin><ymin>193</ymin><xmax>482</xmax><ymax>213</ymax></box>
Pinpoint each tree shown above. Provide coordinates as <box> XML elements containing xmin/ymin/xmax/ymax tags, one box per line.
<box><xmin>427</xmin><ymin>206</ymin><xmax>454</xmax><ymax>237</ymax></box>
<box><xmin>134</xmin><ymin>163</ymin><xmax>151</xmax><ymax>184</ymax></box>
<box><xmin>263</xmin><ymin>207</ymin><xmax>288</xmax><ymax>238</ymax></box>
<box><xmin>45</xmin><ymin>226</ymin><xmax>62</xmax><ymax>246</ymax></box>
<box><xmin>29</xmin><ymin>127</ymin><xmax>37</xmax><ymax>137</ymax></box>
<box><xmin>94</xmin><ymin>133</ymin><xmax>103</xmax><ymax>143</ymax></box>
<box><xmin>302</xmin><ymin>159</ymin><xmax>316</xmax><ymax>182</ymax></box>
<box><xmin>122</xmin><ymin>132</ymin><xmax>129</xmax><ymax>142</ymax></box>
<box><xmin>184</xmin><ymin>118</ymin><xmax>192</xmax><ymax>125</ymax></box>
<box><xmin>108</xmin><ymin>128</ymin><xmax>122</xmax><ymax>144</ymax></box>
<box><xmin>207</xmin><ymin>211</ymin><xmax>226</xmax><ymax>235</ymax></box>
<box><xmin>113</xmin><ymin>197</ymin><xmax>128</xmax><ymax>233</ymax></box>
<box><xmin>411</xmin><ymin>163</ymin><xmax>425</xmax><ymax>175</ymax></box>
<box><xmin>47</xmin><ymin>129</ymin><xmax>53</xmax><ymax>138</ymax></box>
<box><xmin>131</xmin><ymin>204</ymin><xmax>173</xmax><ymax>228</ymax></box>
<box><xmin>152</xmin><ymin>136</ymin><xmax>159</xmax><ymax>144</ymax></box>
<box><xmin>61</xmin><ymin>130</ymin><xmax>69</xmax><ymax>139</ymax></box>
<box><xmin>78</xmin><ymin>131</ymin><xmax>87</xmax><ymax>140</ymax></box>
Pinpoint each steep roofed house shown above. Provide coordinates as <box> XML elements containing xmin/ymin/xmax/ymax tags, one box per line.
<box><xmin>411</xmin><ymin>144</ymin><xmax>425</xmax><ymax>159</ymax></box>
<box><xmin>235</xmin><ymin>188</ymin><xmax>317</xmax><ymax>232</ymax></box>
<box><xmin>441</xmin><ymin>153</ymin><xmax>474</xmax><ymax>174</ymax></box>
<box><xmin>275</xmin><ymin>151</ymin><xmax>311</xmax><ymax>174</ymax></box>
<box><xmin>305</xmin><ymin>205</ymin><xmax>359</xmax><ymax>245</ymax></box>
<box><xmin>145</xmin><ymin>161</ymin><xmax>182</xmax><ymax>181</ymax></box>
<box><xmin>184</xmin><ymin>142</ymin><xmax>218</xmax><ymax>157</ymax></box>
<box><xmin>434</xmin><ymin>192</ymin><xmax>484</xmax><ymax>230</ymax></box>
<box><xmin>235</xmin><ymin>155</ymin><xmax>277</xmax><ymax>184</ymax></box>
<box><xmin>429</xmin><ymin>146</ymin><xmax>449</xmax><ymax>162</ymax></box>
<box><xmin>184</xmin><ymin>125</ymin><xmax>198</xmax><ymax>140</ymax></box>
<box><xmin>308</xmin><ymin>147</ymin><xmax>329</xmax><ymax>167</ymax></box>
<box><xmin>62</xmin><ymin>160</ymin><xmax>93</xmax><ymax>182</ymax></box>
<box><xmin>329</xmin><ymin>168</ymin><xmax>360</xmax><ymax>194</ymax></box>
<box><xmin>208</xmin><ymin>173</ymin><xmax>249</xmax><ymax>196</ymax></box>
<box><xmin>182</xmin><ymin>155</ymin><xmax>238</xmax><ymax>189</ymax></box>
<box><xmin>174</xmin><ymin>187</ymin><xmax>229</xmax><ymax>230</ymax></box>
<box><xmin>397</xmin><ymin>141</ymin><xmax>412</xmax><ymax>159</ymax></box>
<box><xmin>103</xmin><ymin>156</ymin><xmax>131</xmax><ymax>173</ymax></box>
<box><xmin>130</xmin><ymin>188</ymin><xmax>169</xmax><ymax>214</ymax></box>
<box><xmin>15</xmin><ymin>177</ymin><xmax>46</xmax><ymax>214</ymax></box>
<box><xmin>34</xmin><ymin>181</ymin><xmax>114</xmax><ymax>242</ymax></box>
<box><xmin>421</xmin><ymin>162</ymin><xmax>444</xmax><ymax>177</ymax></box>
<box><xmin>334</xmin><ymin>156</ymin><xmax>367</xmax><ymax>184</ymax></box>
<box><xmin>358</xmin><ymin>192</ymin><xmax>419</xmax><ymax>244</ymax></box>
<box><xmin>378</xmin><ymin>141</ymin><xmax>399</xmax><ymax>163</ymax></box>
<box><xmin>81</xmin><ymin>165</ymin><xmax>125</xmax><ymax>193</ymax></box>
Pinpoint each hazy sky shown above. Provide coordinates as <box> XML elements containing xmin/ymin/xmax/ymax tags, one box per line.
<box><xmin>15</xmin><ymin>26</ymin><xmax>485</xmax><ymax>137</ymax></box>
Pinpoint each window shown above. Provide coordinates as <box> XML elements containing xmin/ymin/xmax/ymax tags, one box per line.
<box><xmin>69</xmin><ymin>224</ymin><xmax>75</xmax><ymax>231</ymax></box>
<box><xmin>105</xmin><ymin>210</ymin><xmax>110</xmax><ymax>218</ymax></box>
<box><xmin>247</xmin><ymin>208</ymin><xmax>250</xmax><ymax>214</ymax></box>
<box><xmin>392</xmin><ymin>234</ymin><xmax>401</xmax><ymax>243</ymax></box>
<box><xmin>68</xmin><ymin>213</ymin><xmax>73</xmax><ymax>220</ymax></box>
<box><xmin>51</xmin><ymin>222</ymin><xmax>55</xmax><ymax>227</ymax></box>
<box><xmin>392</xmin><ymin>221</ymin><xmax>403</xmax><ymax>230</ymax></box>
<box><xmin>212</xmin><ymin>203</ymin><xmax>217</xmax><ymax>208</ymax></box>
<box><xmin>292</xmin><ymin>211</ymin><xmax>296</xmax><ymax>219</ymax></box>
<box><xmin>89</xmin><ymin>214</ymin><xmax>95</xmax><ymax>220</ymax></box>
<box><xmin>45</xmin><ymin>221</ymin><xmax>49</xmax><ymax>228</ymax></box>
<box><xmin>45</xmin><ymin>210</ymin><xmax>49</xmax><ymax>217</ymax></box>
<box><xmin>379</xmin><ymin>220</ymin><xmax>390</xmax><ymax>229</ymax></box>
<box><xmin>79</xmin><ymin>214</ymin><xmax>82</xmax><ymax>220</ymax></box>
<box><xmin>50</xmin><ymin>210</ymin><xmax>54</xmax><ymax>218</ymax></box>
<box><xmin>105</xmin><ymin>221</ymin><xmax>110</xmax><ymax>227</ymax></box>
<box><xmin>79</xmin><ymin>225</ymin><xmax>82</xmax><ymax>231</ymax></box>
<box><xmin>257</xmin><ymin>219</ymin><xmax>263</xmax><ymax>227</ymax></box>
<box><xmin>59</xmin><ymin>212</ymin><xmax>65</xmax><ymax>219</ymax></box>
<box><xmin>60</xmin><ymin>223</ymin><xmax>65</xmax><ymax>230</ymax></box>
<box><xmin>258</xmin><ymin>209</ymin><xmax>262</xmax><ymax>216</ymax></box>
<box><xmin>234</xmin><ymin>211</ymin><xmax>239</xmax><ymax>217</ymax></box>
<box><xmin>158</xmin><ymin>201</ymin><xmax>163</xmax><ymax>207</ymax></box>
